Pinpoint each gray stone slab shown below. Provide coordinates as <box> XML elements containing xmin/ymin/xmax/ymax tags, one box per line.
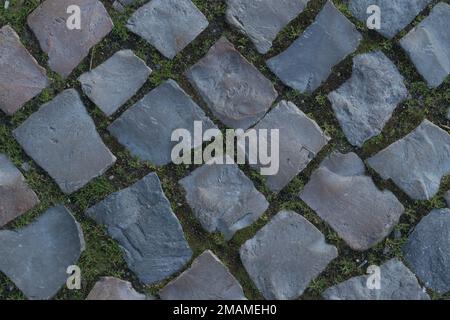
<box><xmin>86</xmin><ymin>277</ymin><xmax>147</xmax><ymax>300</ymax></box>
<box><xmin>0</xmin><ymin>205</ymin><xmax>85</xmax><ymax>300</ymax></box>
<box><xmin>28</xmin><ymin>0</ymin><xmax>113</xmax><ymax>78</ymax></box>
<box><xmin>127</xmin><ymin>0</ymin><xmax>208</xmax><ymax>59</ymax></box>
<box><xmin>445</xmin><ymin>191</ymin><xmax>450</xmax><ymax>207</ymax></box>
<box><xmin>160</xmin><ymin>250</ymin><xmax>246</xmax><ymax>300</ymax></box>
<box><xmin>240</xmin><ymin>210</ymin><xmax>338</xmax><ymax>300</ymax></box>
<box><xmin>13</xmin><ymin>89</ymin><xmax>116</xmax><ymax>194</ymax></box>
<box><xmin>266</xmin><ymin>1</ymin><xmax>362</xmax><ymax>93</ymax></box>
<box><xmin>0</xmin><ymin>25</ymin><xmax>49</xmax><ymax>115</ymax></box>
<box><xmin>226</xmin><ymin>0</ymin><xmax>310</xmax><ymax>54</ymax></box>
<box><xmin>367</xmin><ymin>120</ymin><xmax>450</xmax><ymax>200</ymax></box>
<box><xmin>108</xmin><ymin>79</ymin><xmax>216</xmax><ymax>166</ymax></box>
<box><xmin>86</xmin><ymin>173</ymin><xmax>192</xmax><ymax>285</ymax></box>
<box><xmin>328</xmin><ymin>51</ymin><xmax>408</xmax><ymax>147</ymax></box>
<box><xmin>78</xmin><ymin>50</ymin><xmax>151</xmax><ymax>116</ymax></box>
<box><xmin>186</xmin><ymin>37</ymin><xmax>278</xmax><ymax>129</ymax></box>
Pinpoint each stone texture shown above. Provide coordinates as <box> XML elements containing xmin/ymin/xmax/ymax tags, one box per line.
<box><xmin>0</xmin><ymin>25</ymin><xmax>49</xmax><ymax>115</ymax></box>
<box><xmin>0</xmin><ymin>154</ymin><xmax>39</xmax><ymax>227</ymax></box>
<box><xmin>447</xmin><ymin>107</ymin><xmax>450</xmax><ymax>120</ymax></box>
<box><xmin>0</xmin><ymin>205</ymin><xmax>85</xmax><ymax>300</ymax></box>
<box><xmin>400</xmin><ymin>2</ymin><xmax>450</xmax><ymax>88</ymax></box>
<box><xmin>186</xmin><ymin>37</ymin><xmax>278</xmax><ymax>129</ymax></box>
<box><xmin>445</xmin><ymin>191</ymin><xmax>450</xmax><ymax>207</ymax></box>
<box><xmin>78</xmin><ymin>50</ymin><xmax>151</xmax><ymax>116</ymax></box>
<box><xmin>86</xmin><ymin>173</ymin><xmax>192</xmax><ymax>285</ymax></box>
<box><xmin>28</xmin><ymin>0</ymin><xmax>113</xmax><ymax>78</ymax></box>
<box><xmin>367</xmin><ymin>120</ymin><xmax>450</xmax><ymax>200</ymax></box>
<box><xmin>108</xmin><ymin>79</ymin><xmax>216</xmax><ymax>166</ymax></box>
<box><xmin>179</xmin><ymin>160</ymin><xmax>269</xmax><ymax>240</ymax></box>
<box><xmin>322</xmin><ymin>259</ymin><xmax>430</xmax><ymax>300</ymax></box>
<box><xmin>160</xmin><ymin>250</ymin><xmax>246</xmax><ymax>300</ymax></box>
<box><xmin>127</xmin><ymin>0</ymin><xmax>208</xmax><ymax>59</ymax></box>
<box><xmin>226</xmin><ymin>0</ymin><xmax>310</xmax><ymax>54</ymax></box>
<box><xmin>86</xmin><ymin>277</ymin><xmax>147</xmax><ymax>300</ymax></box>
<box><xmin>328</xmin><ymin>51</ymin><xmax>408</xmax><ymax>147</ymax></box>
<box><xmin>13</xmin><ymin>89</ymin><xmax>116</xmax><ymax>194</ymax></box>
<box><xmin>240</xmin><ymin>210</ymin><xmax>337</xmax><ymax>300</ymax></box>
<box><xmin>266</xmin><ymin>1</ymin><xmax>362</xmax><ymax>93</ymax></box>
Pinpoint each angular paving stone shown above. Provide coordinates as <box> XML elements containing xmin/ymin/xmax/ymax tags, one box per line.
<box><xmin>0</xmin><ymin>154</ymin><xmax>39</xmax><ymax>227</ymax></box>
<box><xmin>226</xmin><ymin>0</ymin><xmax>310</xmax><ymax>54</ymax></box>
<box><xmin>0</xmin><ymin>25</ymin><xmax>49</xmax><ymax>115</ymax></box>
<box><xmin>108</xmin><ymin>79</ymin><xmax>216</xmax><ymax>166</ymax></box>
<box><xmin>186</xmin><ymin>37</ymin><xmax>278</xmax><ymax>129</ymax></box>
<box><xmin>322</xmin><ymin>259</ymin><xmax>430</xmax><ymax>300</ymax></box>
<box><xmin>367</xmin><ymin>120</ymin><xmax>450</xmax><ymax>200</ymax></box>
<box><xmin>78</xmin><ymin>50</ymin><xmax>151</xmax><ymax>116</ymax></box>
<box><xmin>28</xmin><ymin>0</ymin><xmax>113</xmax><ymax>78</ymax></box>
<box><xmin>0</xmin><ymin>205</ymin><xmax>85</xmax><ymax>300</ymax></box>
<box><xmin>349</xmin><ymin>0</ymin><xmax>432</xmax><ymax>39</ymax></box>
<box><xmin>13</xmin><ymin>89</ymin><xmax>116</xmax><ymax>194</ymax></box>
<box><xmin>300</xmin><ymin>152</ymin><xmax>404</xmax><ymax>251</ymax></box>
<box><xmin>179</xmin><ymin>160</ymin><xmax>269</xmax><ymax>240</ymax></box>
<box><xmin>86</xmin><ymin>173</ymin><xmax>192</xmax><ymax>285</ymax></box>
<box><xmin>328</xmin><ymin>51</ymin><xmax>408</xmax><ymax>147</ymax></box>
<box><xmin>445</xmin><ymin>191</ymin><xmax>450</xmax><ymax>207</ymax></box>
<box><xmin>86</xmin><ymin>277</ymin><xmax>147</xmax><ymax>300</ymax></box>
<box><xmin>400</xmin><ymin>2</ymin><xmax>450</xmax><ymax>88</ymax></box>
<box><xmin>160</xmin><ymin>250</ymin><xmax>246</xmax><ymax>300</ymax></box>
<box><xmin>240</xmin><ymin>210</ymin><xmax>338</xmax><ymax>300</ymax></box>
<box><xmin>127</xmin><ymin>0</ymin><xmax>208</xmax><ymax>59</ymax></box>
<box><xmin>266</xmin><ymin>1</ymin><xmax>362</xmax><ymax>93</ymax></box>
<box><xmin>404</xmin><ymin>209</ymin><xmax>450</xmax><ymax>294</ymax></box>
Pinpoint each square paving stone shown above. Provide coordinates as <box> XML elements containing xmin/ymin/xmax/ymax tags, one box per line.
<box><xmin>108</xmin><ymin>79</ymin><xmax>216</xmax><ymax>166</ymax></box>
<box><xmin>240</xmin><ymin>210</ymin><xmax>338</xmax><ymax>300</ymax></box>
<box><xmin>28</xmin><ymin>0</ymin><xmax>113</xmax><ymax>78</ymax></box>
<box><xmin>13</xmin><ymin>89</ymin><xmax>116</xmax><ymax>194</ymax></box>
<box><xmin>0</xmin><ymin>25</ymin><xmax>49</xmax><ymax>115</ymax></box>
<box><xmin>186</xmin><ymin>37</ymin><xmax>278</xmax><ymax>129</ymax></box>
<box><xmin>266</xmin><ymin>0</ymin><xmax>362</xmax><ymax>93</ymax></box>
<box><xmin>78</xmin><ymin>50</ymin><xmax>152</xmax><ymax>116</ymax></box>
<box><xmin>226</xmin><ymin>0</ymin><xmax>310</xmax><ymax>54</ymax></box>
<box><xmin>126</xmin><ymin>0</ymin><xmax>209</xmax><ymax>59</ymax></box>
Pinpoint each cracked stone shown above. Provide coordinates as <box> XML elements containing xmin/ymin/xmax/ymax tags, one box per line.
<box><xmin>86</xmin><ymin>277</ymin><xmax>147</xmax><ymax>300</ymax></box>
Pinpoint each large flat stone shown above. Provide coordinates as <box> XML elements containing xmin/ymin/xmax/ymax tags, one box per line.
<box><xmin>86</xmin><ymin>277</ymin><xmax>147</xmax><ymax>300</ymax></box>
<box><xmin>86</xmin><ymin>173</ymin><xmax>192</xmax><ymax>285</ymax></box>
<box><xmin>328</xmin><ymin>51</ymin><xmax>408</xmax><ymax>147</ymax></box>
<box><xmin>127</xmin><ymin>0</ymin><xmax>208</xmax><ymax>59</ymax></box>
<box><xmin>28</xmin><ymin>0</ymin><xmax>113</xmax><ymax>78</ymax></box>
<box><xmin>186</xmin><ymin>37</ymin><xmax>278</xmax><ymax>129</ymax></box>
<box><xmin>0</xmin><ymin>25</ymin><xmax>49</xmax><ymax>115</ymax></box>
<box><xmin>367</xmin><ymin>120</ymin><xmax>450</xmax><ymax>200</ymax></box>
<box><xmin>0</xmin><ymin>205</ymin><xmax>85</xmax><ymax>299</ymax></box>
<box><xmin>159</xmin><ymin>250</ymin><xmax>246</xmax><ymax>300</ymax></box>
<box><xmin>226</xmin><ymin>0</ymin><xmax>310</xmax><ymax>54</ymax></box>
<box><xmin>78</xmin><ymin>50</ymin><xmax>151</xmax><ymax>116</ymax></box>
<box><xmin>240</xmin><ymin>210</ymin><xmax>337</xmax><ymax>299</ymax></box>
<box><xmin>266</xmin><ymin>1</ymin><xmax>362</xmax><ymax>93</ymax></box>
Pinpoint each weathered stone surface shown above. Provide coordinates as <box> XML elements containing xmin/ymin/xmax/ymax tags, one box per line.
<box><xmin>13</xmin><ymin>89</ymin><xmax>116</xmax><ymax>194</ymax></box>
<box><xmin>322</xmin><ymin>259</ymin><xmax>430</xmax><ymax>300</ymax></box>
<box><xmin>266</xmin><ymin>1</ymin><xmax>362</xmax><ymax>93</ymax></box>
<box><xmin>0</xmin><ymin>25</ymin><xmax>49</xmax><ymax>115</ymax></box>
<box><xmin>78</xmin><ymin>50</ymin><xmax>151</xmax><ymax>116</ymax></box>
<box><xmin>349</xmin><ymin>0</ymin><xmax>432</xmax><ymax>39</ymax></box>
<box><xmin>328</xmin><ymin>51</ymin><xmax>408</xmax><ymax>147</ymax></box>
<box><xmin>127</xmin><ymin>0</ymin><xmax>208</xmax><ymax>59</ymax></box>
<box><xmin>180</xmin><ymin>159</ymin><xmax>269</xmax><ymax>240</ymax></box>
<box><xmin>0</xmin><ymin>206</ymin><xmax>85</xmax><ymax>299</ymax></box>
<box><xmin>0</xmin><ymin>154</ymin><xmax>39</xmax><ymax>227</ymax></box>
<box><xmin>400</xmin><ymin>2</ymin><xmax>450</xmax><ymax>88</ymax></box>
<box><xmin>108</xmin><ymin>79</ymin><xmax>216</xmax><ymax>166</ymax></box>
<box><xmin>240</xmin><ymin>210</ymin><xmax>337</xmax><ymax>300</ymax></box>
<box><xmin>226</xmin><ymin>0</ymin><xmax>310</xmax><ymax>54</ymax></box>
<box><xmin>86</xmin><ymin>173</ymin><xmax>192</xmax><ymax>285</ymax></box>
<box><xmin>28</xmin><ymin>0</ymin><xmax>113</xmax><ymax>78</ymax></box>
<box><xmin>186</xmin><ymin>37</ymin><xmax>278</xmax><ymax>129</ymax></box>
<box><xmin>445</xmin><ymin>191</ymin><xmax>450</xmax><ymax>207</ymax></box>
<box><xmin>404</xmin><ymin>209</ymin><xmax>450</xmax><ymax>294</ymax></box>
<box><xmin>86</xmin><ymin>277</ymin><xmax>147</xmax><ymax>300</ymax></box>
<box><xmin>447</xmin><ymin>107</ymin><xmax>450</xmax><ymax>120</ymax></box>
<box><xmin>160</xmin><ymin>250</ymin><xmax>246</xmax><ymax>300</ymax></box>
<box><xmin>367</xmin><ymin>120</ymin><xmax>450</xmax><ymax>200</ymax></box>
